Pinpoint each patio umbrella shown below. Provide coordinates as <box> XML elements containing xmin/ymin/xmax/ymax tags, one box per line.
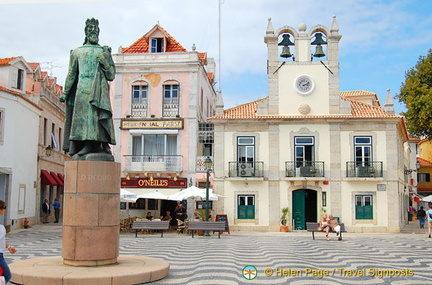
<box><xmin>137</xmin><ymin>191</ymin><xmax>169</xmax><ymax>200</ymax></box>
<box><xmin>168</xmin><ymin>186</ymin><xmax>219</xmax><ymax>201</ymax></box>
<box><xmin>421</xmin><ymin>195</ymin><xmax>432</xmax><ymax>202</ymax></box>
<box><xmin>120</xmin><ymin>188</ymin><xmax>137</xmax><ymax>202</ymax></box>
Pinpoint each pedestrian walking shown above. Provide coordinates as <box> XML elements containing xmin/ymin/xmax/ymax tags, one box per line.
<box><xmin>42</xmin><ymin>199</ymin><xmax>50</xmax><ymax>224</ymax></box>
<box><xmin>0</xmin><ymin>200</ymin><xmax>17</xmax><ymax>283</ymax></box>
<box><xmin>426</xmin><ymin>204</ymin><xmax>432</xmax><ymax>238</ymax></box>
<box><xmin>417</xmin><ymin>206</ymin><xmax>426</xmax><ymax>228</ymax></box>
<box><xmin>53</xmin><ymin>198</ymin><xmax>61</xmax><ymax>223</ymax></box>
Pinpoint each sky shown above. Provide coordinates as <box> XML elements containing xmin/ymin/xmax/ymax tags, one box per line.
<box><xmin>1</xmin><ymin>0</ymin><xmax>431</xmax><ymax>115</ymax></box>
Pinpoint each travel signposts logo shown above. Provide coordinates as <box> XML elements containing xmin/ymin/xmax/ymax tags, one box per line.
<box><xmin>242</xmin><ymin>265</ymin><xmax>257</xmax><ymax>280</ymax></box>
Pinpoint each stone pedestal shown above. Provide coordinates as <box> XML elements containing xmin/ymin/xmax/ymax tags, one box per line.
<box><xmin>62</xmin><ymin>161</ymin><xmax>120</xmax><ymax>266</ymax></box>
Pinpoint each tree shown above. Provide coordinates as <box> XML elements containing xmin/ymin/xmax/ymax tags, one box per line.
<box><xmin>396</xmin><ymin>49</ymin><xmax>432</xmax><ymax>139</ymax></box>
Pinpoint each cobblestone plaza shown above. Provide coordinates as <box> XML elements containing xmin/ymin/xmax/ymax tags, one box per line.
<box><xmin>4</xmin><ymin>222</ymin><xmax>432</xmax><ymax>284</ymax></box>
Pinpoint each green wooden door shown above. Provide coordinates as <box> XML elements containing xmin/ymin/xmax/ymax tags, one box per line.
<box><xmin>292</xmin><ymin>189</ymin><xmax>306</xmax><ymax>230</ymax></box>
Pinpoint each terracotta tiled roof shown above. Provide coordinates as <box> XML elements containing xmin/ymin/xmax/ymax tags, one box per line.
<box><xmin>211</xmin><ymin>93</ymin><xmax>402</xmax><ymax>120</ymax></box>
<box><xmin>0</xmin><ymin>85</ymin><xmax>22</xmax><ymax>95</ymax></box>
<box><xmin>0</xmin><ymin>57</ymin><xmax>18</xmax><ymax>65</ymax></box>
<box><xmin>27</xmin><ymin>62</ymin><xmax>40</xmax><ymax>71</ymax></box>
<box><xmin>41</xmin><ymin>71</ymin><xmax>48</xmax><ymax>79</ymax></box>
<box><xmin>340</xmin><ymin>90</ymin><xmax>377</xmax><ymax>98</ymax></box>
<box><xmin>418</xmin><ymin>157</ymin><xmax>432</xmax><ymax>167</ymax></box>
<box><xmin>207</xmin><ymin>72</ymin><xmax>215</xmax><ymax>83</ymax></box>
<box><xmin>198</xmin><ymin>52</ymin><xmax>207</xmax><ymax>65</ymax></box>
<box><xmin>122</xmin><ymin>24</ymin><xmax>186</xmax><ymax>54</ymax></box>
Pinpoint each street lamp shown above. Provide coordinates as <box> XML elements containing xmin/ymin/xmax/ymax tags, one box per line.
<box><xmin>204</xmin><ymin>156</ymin><xmax>212</xmax><ymax>236</ymax></box>
<box><xmin>404</xmin><ymin>161</ymin><xmax>421</xmax><ymax>175</ymax></box>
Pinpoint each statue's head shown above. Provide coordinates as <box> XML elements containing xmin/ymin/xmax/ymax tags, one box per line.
<box><xmin>84</xmin><ymin>18</ymin><xmax>100</xmax><ymax>45</ymax></box>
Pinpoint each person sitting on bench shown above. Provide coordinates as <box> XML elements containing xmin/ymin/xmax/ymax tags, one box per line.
<box><xmin>318</xmin><ymin>213</ymin><xmax>331</xmax><ymax>240</ymax></box>
<box><xmin>329</xmin><ymin>214</ymin><xmax>341</xmax><ymax>241</ymax></box>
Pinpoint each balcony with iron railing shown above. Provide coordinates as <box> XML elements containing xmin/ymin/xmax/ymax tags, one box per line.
<box><xmin>228</xmin><ymin>162</ymin><xmax>264</xmax><ymax>178</ymax></box>
<box><xmin>285</xmin><ymin>161</ymin><xmax>325</xmax><ymax>177</ymax></box>
<box><xmin>123</xmin><ymin>155</ymin><xmax>182</xmax><ymax>173</ymax></box>
<box><xmin>346</xmin><ymin>161</ymin><xmax>383</xmax><ymax>178</ymax></box>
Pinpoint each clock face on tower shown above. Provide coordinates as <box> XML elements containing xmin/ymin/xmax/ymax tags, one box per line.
<box><xmin>294</xmin><ymin>75</ymin><xmax>315</xmax><ymax>95</ymax></box>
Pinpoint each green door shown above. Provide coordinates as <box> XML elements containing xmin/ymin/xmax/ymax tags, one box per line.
<box><xmin>293</xmin><ymin>189</ymin><xmax>306</xmax><ymax>230</ymax></box>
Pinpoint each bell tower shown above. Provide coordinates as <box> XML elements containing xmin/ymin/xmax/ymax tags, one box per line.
<box><xmin>263</xmin><ymin>16</ymin><xmax>344</xmax><ymax>116</ymax></box>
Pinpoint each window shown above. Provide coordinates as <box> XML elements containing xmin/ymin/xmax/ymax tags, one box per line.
<box><xmin>15</xmin><ymin>68</ymin><xmax>24</xmax><ymax>90</ymax></box>
<box><xmin>132</xmin><ymin>134</ymin><xmax>177</xmax><ymax>157</ymax></box>
<box><xmin>418</xmin><ymin>173</ymin><xmax>430</xmax><ymax>183</ymax></box>
<box><xmin>238</xmin><ymin>195</ymin><xmax>255</xmax><ymax>219</ymax></box>
<box><xmin>129</xmin><ymin>198</ymin><xmax>145</xmax><ymax>209</ymax></box>
<box><xmin>43</xmin><ymin>118</ymin><xmax>48</xmax><ymax>145</ymax></box>
<box><xmin>151</xmin><ymin>38</ymin><xmax>164</xmax><ymax>53</ymax></box>
<box><xmin>295</xmin><ymin>137</ymin><xmax>314</xmax><ymax>167</ymax></box>
<box><xmin>198</xmin><ymin>123</ymin><xmax>214</xmax><ymax>156</ymax></box>
<box><xmin>354</xmin><ymin>137</ymin><xmax>372</xmax><ymax>166</ymax></box>
<box><xmin>0</xmin><ymin>109</ymin><xmax>4</xmax><ymax>144</ymax></box>
<box><xmin>131</xmin><ymin>85</ymin><xmax>148</xmax><ymax>117</ymax></box>
<box><xmin>148</xmin><ymin>199</ymin><xmax>158</xmax><ymax>210</ymax></box>
<box><xmin>163</xmin><ymin>84</ymin><xmax>179</xmax><ymax>117</ymax></box>
<box><xmin>355</xmin><ymin>195</ymin><xmax>373</xmax><ymax>219</ymax></box>
<box><xmin>196</xmin><ymin>201</ymin><xmax>213</xmax><ymax>210</ymax></box>
<box><xmin>18</xmin><ymin>184</ymin><xmax>26</xmax><ymax>214</ymax></box>
<box><xmin>238</xmin><ymin>137</ymin><xmax>255</xmax><ymax>163</ymax></box>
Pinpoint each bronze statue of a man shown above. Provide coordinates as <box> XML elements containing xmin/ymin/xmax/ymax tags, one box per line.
<box><xmin>60</xmin><ymin>18</ymin><xmax>116</xmax><ymax>160</ymax></box>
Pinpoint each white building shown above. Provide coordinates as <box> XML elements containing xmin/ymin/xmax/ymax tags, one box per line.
<box><xmin>0</xmin><ymin>56</ymin><xmax>66</xmax><ymax>230</ymax></box>
<box><xmin>0</xmin><ymin>57</ymin><xmax>40</xmax><ymax>230</ymax></box>
<box><xmin>210</xmin><ymin>17</ymin><xmax>410</xmax><ymax>233</ymax></box>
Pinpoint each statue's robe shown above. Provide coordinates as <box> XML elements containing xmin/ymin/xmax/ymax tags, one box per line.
<box><xmin>63</xmin><ymin>44</ymin><xmax>116</xmax><ymax>155</ymax></box>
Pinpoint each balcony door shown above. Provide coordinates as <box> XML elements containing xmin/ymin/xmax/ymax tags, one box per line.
<box><xmin>295</xmin><ymin>137</ymin><xmax>314</xmax><ymax>167</ymax></box>
<box><xmin>354</xmin><ymin>137</ymin><xmax>372</xmax><ymax>166</ymax></box>
<box><xmin>237</xmin><ymin>137</ymin><xmax>255</xmax><ymax>177</ymax></box>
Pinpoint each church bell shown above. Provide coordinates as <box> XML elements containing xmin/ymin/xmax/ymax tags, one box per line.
<box><xmin>311</xmin><ymin>32</ymin><xmax>326</xmax><ymax>58</ymax></box>
<box><xmin>278</xmin><ymin>34</ymin><xmax>294</xmax><ymax>58</ymax></box>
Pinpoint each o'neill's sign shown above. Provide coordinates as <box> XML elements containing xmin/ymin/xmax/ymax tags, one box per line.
<box><xmin>121</xmin><ymin>177</ymin><xmax>187</xmax><ymax>188</ymax></box>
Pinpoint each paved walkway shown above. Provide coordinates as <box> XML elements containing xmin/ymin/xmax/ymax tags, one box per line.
<box><xmin>5</xmin><ymin>222</ymin><xmax>432</xmax><ymax>285</ymax></box>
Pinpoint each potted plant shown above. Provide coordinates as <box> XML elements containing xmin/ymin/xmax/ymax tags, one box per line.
<box><xmin>280</xmin><ymin>207</ymin><xmax>289</xmax><ymax>232</ymax></box>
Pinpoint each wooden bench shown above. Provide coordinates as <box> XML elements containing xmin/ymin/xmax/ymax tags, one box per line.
<box><xmin>187</xmin><ymin>221</ymin><xmax>226</xmax><ymax>238</ymax></box>
<box><xmin>306</xmin><ymin>222</ymin><xmax>346</xmax><ymax>240</ymax></box>
<box><xmin>131</xmin><ymin>221</ymin><xmax>170</xmax><ymax>238</ymax></box>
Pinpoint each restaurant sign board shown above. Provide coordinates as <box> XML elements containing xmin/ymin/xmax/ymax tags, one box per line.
<box><xmin>120</xmin><ymin>119</ymin><xmax>183</xmax><ymax>129</ymax></box>
<box><xmin>121</xmin><ymin>177</ymin><xmax>187</xmax><ymax>188</ymax></box>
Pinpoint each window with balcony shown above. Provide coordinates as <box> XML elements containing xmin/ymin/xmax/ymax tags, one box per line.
<box><xmin>355</xmin><ymin>195</ymin><xmax>373</xmax><ymax>219</ymax></box>
<box><xmin>238</xmin><ymin>195</ymin><xmax>255</xmax><ymax>219</ymax></box>
<box><xmin>131</xmin><ymin>84</ymin><xmax>148</xmax><ymax>117</ymax></box>
<box><xmin>295</xmin><ymin>136</ymin><xmax>314</xmax><ymax>167</ymax></box>
<box><xmin>130</xmin><ymin>134</ymin><xmax>178</xmax><ymax>172</ymax></box>
<box><xmin>355</xmin><ymin>136</ymin><xmax>372</xmax><ymax>166</ymax></box>
<box><xmin>237</xmin><ymin>137</ymin><xmax>255</xmax><ymax>177</ymax></box>
<box><xmin>163</xmin><ymin>84</ymin><xmax>179</xmax><ymax>117</ymax></box>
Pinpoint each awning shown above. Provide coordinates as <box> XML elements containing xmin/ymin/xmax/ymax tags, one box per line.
<box><xmin>57</xmin><ymin>173</ymin><xmax>64</xmax><ymax>183</ymax></box>
<box><xmin>122</xmin><ymin>188</ymin><xmax>181</xmax><ymax>199</ymax></box>
<box><xmin>51</xmin><ymin>172</ymin><xmax>64</xmax><ymax>186</ymax></box>
<box><xmin>41</xmin><ymin>170</ymin><xmax>58</xmax><ymax>186</ymax></box>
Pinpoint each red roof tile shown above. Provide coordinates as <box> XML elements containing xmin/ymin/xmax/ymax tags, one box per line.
<box><xmin>27</xmin><ymin>62</ymin><xmax>40</xmax><ymax>71</ymax></box>
<box><xmin>0</xmin><ymin>57</ymin><xmax>19</xmax><ymax>65</ymax></box>
<box><xmin>122</xmin><ymin>24</ymin><xmax>187</xmax><ymax>54</ymax></box>
<box><xmin>211</xmin><ymin>91</ymin><xmax>402</xmax><ymax>120</ymax></box>
<box><xmin>418</xmin><ymin>157</ymin><xmax>432</xmax><ymax>167</ymax></box>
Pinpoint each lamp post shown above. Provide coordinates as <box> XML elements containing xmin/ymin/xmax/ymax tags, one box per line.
<box><xmin>204</xmin><ymin>156</ymin><xmax>212</xmax><ymax>236</ymax></box>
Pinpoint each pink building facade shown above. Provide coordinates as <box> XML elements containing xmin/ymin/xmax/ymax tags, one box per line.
<box><xmin>111</xmin><ymin>24</ymin><xmax>217</xmax><ymax>218</ymax></box>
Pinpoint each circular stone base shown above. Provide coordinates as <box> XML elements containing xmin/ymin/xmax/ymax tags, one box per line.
<box><xmin>9</xmin><ymin>255</ymin><xmax>169</xmax><ymax>285</ymax></box>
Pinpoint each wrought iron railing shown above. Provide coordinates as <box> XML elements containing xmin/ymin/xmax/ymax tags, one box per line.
<box><xmin>131</xmin><ymin>103</ymin><xmax>148</xmax><ymax>117</ymax></box>
<box><xmin>346</xmin><ymin>161</ymin><xmax>383</xmax><ymax>177</ymax></box>
<box><xmin>162</xmin><ymin>103</ymin><xmax>179</xmax><ymax>117</ymax></box>
<box><xmin>228</xmin><ymin>161</ymin><xmax>264</xmax><ymax>177</ymax></box>
<box><xmin>285</xmin><ymin>161</ymin><xmax>325</xmax><ymax>177</ymax></box>
<box><xmin>123</xmin><ymin>155</ymin><xmax>182</xmax><ymax>172</ymax></box>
